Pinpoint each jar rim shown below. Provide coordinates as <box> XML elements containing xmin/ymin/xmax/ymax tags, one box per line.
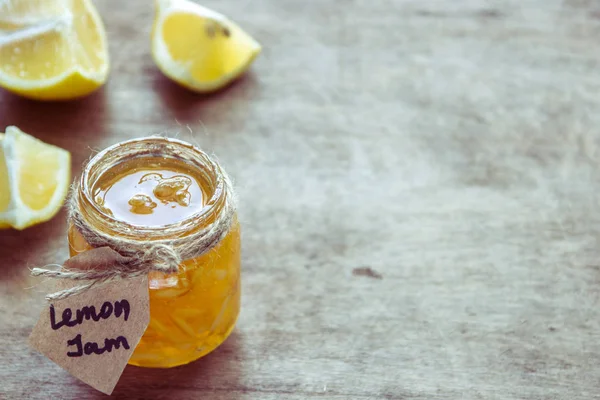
<box><xmin>77</xmin><ymin>136</ymin><xmax>226</xmax><ymax>240</ymax></box>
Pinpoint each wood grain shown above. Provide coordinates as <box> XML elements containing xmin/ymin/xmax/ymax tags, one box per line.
<box><xmin>2</xmin><ymin>0</ymin><xmax>600</xmax><ymax>398</ymax></box>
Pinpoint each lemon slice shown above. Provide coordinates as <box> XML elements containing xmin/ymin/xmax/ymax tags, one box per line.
<box><xmin>0</xmin><ymin>0</ymin><xmax>109</xmax><ymax>100</ymax></box>
<box><xmin>152</xmin><ymin>0</ymin><xmax>261</xmax><ymax>93</ymax></box>
<box><xmin>0</xmin><ymin>0</ymin><xmax>66</xmax><ymax>31</ymax></box>
<box><xmin>0</xmin><ymin>126</ymin><xmax>71</xmax><ymax>230</ymax></box>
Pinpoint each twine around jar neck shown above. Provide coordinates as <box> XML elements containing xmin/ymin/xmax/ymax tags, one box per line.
<box><xmin>31</xmin><ymin>137</ymin><xmax>237</xmax><ymax>301</ymax></box>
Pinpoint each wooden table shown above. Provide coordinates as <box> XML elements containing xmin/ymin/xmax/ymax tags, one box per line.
<box><xmin>2</xmin><ymin>0</ymin><xmax>600</xmax><ymax>398</ymax></box>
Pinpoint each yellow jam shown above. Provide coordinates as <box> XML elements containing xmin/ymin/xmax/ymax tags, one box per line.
<box><xmin>92</xmin><ymin>158</ymin><xmax>206</xmax><ymax>226</ymax></box>
<box><xmin>68</xmin><ymin>155</ymin><xmax>241</xmax><ymax>368</ymax></box>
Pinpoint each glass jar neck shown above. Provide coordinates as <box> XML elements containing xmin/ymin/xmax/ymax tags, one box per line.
<box><xmin>76</xmin><ymin>137</ymin><xmax>226</xmax><ymax>241</ymax></box>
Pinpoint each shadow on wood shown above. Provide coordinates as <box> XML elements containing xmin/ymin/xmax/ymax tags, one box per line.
<box><xmin>152</xmin><ymin>70</ymin><xmax>259</xmax><ymax>125</ymax></box>
<box><xmin>0</xmin><ymin>209</ymin><xmax>68</xmax><ymax>284</ymax></box>
<box><xmin>111</xmin><ymin>330</ymin><xmax>244</xmax><ymax>398</ymax></box>
<box><xmin>0</xmin><ymin>88</ymin><xmax>110</xmax><ymax>171</ymax></box>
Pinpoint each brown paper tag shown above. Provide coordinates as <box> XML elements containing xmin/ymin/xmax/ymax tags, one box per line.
<box><xmin>29</xmin><ymin>275</ymin><xmax>149</xmax><ymax>395</ymax></box>
<box><xmin>63</xmin><ymin>247</ymin><xmax>132</xmax><ymax>271</ymax></box>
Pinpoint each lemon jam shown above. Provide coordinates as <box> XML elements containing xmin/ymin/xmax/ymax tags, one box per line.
<box><xmin>92</xmin><ymin>158</ymin><xmax>206</xmax><ymax>226</ymax></box>
<box><xmin>67</xmin><ymin>137</ymin><xmax>240</xmax><ymax>368</ymax></box>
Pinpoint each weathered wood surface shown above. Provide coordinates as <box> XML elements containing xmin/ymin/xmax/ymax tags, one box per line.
<box><xmin>2</xmin><ymin>0</ymin><xmax>600</xmax><ymax>398</ymax></box>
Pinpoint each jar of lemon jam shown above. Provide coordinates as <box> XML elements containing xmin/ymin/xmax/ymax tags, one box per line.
<box><xmin>67</xmin><ymin>137</ymin><xmax>240</xmax><ymax>368</ymax></box>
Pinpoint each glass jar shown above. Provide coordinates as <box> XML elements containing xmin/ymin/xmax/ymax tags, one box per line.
<box><xmin>67</xmin><ymin>137</ymin><xmax>241</xmax><ymax>368</ymax></box>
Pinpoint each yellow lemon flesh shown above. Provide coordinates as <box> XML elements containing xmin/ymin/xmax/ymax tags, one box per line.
<box><xmin>0</xmin><ymin>0</ymin><xmax>109</xmax><ymax>100</ymax></box>
<box><xmin>0</xmin><ymin>126</ymin><xmax>71</xmax><ymax>230</ymax></box>
<box><xmin>152</xmin><ymin>0</ymin><xmax>261</xmax><ymax>93</ymax></box>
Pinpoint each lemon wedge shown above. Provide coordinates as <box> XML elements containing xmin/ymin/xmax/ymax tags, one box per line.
<box><xmin>0</xmin><ymin>0</ymin><xmax>109</xmax><ymax>100</ymax></box>
<box><xmin>152</xmin><ymin>0</ymin><xmax>261</xmax><ymax>93</ymax></box>
<box><xmin>0</xmin><ymin>126</ymin><xmax>71</xmax><ymax>230</ymax></box>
